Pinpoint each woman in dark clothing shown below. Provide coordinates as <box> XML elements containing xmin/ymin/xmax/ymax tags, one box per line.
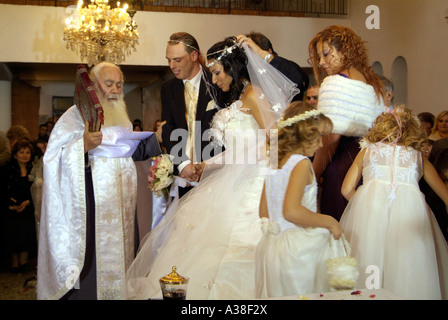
<box><xmin>4</xmin><ymin>138</ymin><xmax>37</xmax><ymax>273</ymax></box>
<box><xmin>308</xmin><ymin>25</ymin><xmax>385</xmax><ymax>220</ymax></box>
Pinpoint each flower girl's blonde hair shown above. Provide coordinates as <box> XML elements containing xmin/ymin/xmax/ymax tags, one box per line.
<box><xmin>365</xmin><ymin>105</ymin><xmax>426</xmax><ymax>151</ymax></box>
<box><xmin>274</xmin><ymin>101</ymin><xmax>333</xmax><ymax>162</ymax></box>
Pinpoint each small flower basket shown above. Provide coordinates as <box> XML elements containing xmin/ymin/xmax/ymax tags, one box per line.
<box><xmin>326</xmin><ymin>234</ymin><xmax>359</xmax><ymax>291</ymax></box>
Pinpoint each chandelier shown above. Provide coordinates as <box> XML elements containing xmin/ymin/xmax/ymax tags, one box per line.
<box><xmin>64</xmin><ymin>0</ymin><xmax>139</xmax><ymax>66</ymax></box>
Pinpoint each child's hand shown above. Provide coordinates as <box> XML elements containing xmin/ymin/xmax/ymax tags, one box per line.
<box><xmin>328</xmin><ymin>219</ymin><xmax>343</xmax><ymax>240</ymax></box>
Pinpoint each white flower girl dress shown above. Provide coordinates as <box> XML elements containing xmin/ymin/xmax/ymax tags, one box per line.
<box><xmin>340</xmin><ymin>141</ymin><xmax>448</xmax><ymax>299</ymax></box>
<box><xmin>255</xmin><ymin>154</ymin><xmax>347</xmax><ymax>298</ymax></box>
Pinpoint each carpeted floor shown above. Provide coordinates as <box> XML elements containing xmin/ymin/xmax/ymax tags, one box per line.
<box><xmin>0</xmin><ymin>258</ymin><xmax>37</xmax><ymax>300</ymax></box>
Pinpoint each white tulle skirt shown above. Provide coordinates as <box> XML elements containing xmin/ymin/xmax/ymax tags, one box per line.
<box><xmin>255</xmin><ymin>220</ymin><xmax>347</xmax><ymax>298</ymax></box>
<box><xmin>340</xmin><ymin>181</ymin><xmax>448</xmax><ymax>300</ymax></box>
<box><xmin>126</xmin><ymin>160</ymin><xmax>265</xmax><ymax>300</ymax></box>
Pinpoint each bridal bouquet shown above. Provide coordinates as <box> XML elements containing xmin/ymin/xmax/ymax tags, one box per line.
<box><xmin>148</xmin><ymin>154</ymin><xmax>174</xmax><ymax>197</ymax></box>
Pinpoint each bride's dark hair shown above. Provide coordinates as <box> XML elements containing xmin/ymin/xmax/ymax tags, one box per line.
<box><xmin>207</xmin><ymin>37</ymin><xmax>250</xmax><ymax>107</ymax></box>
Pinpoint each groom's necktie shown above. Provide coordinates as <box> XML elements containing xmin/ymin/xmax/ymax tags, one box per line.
<box><xmin>184</xmin><ymin>80</ymin><xmax>198</xmax><ymax>163</ymax></box>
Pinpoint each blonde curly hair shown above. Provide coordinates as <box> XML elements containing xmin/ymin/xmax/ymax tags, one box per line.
<box><xmin>273</xmin><ymin>101</ymin><xmax>333</xmax><ymax>162</ymax></box>
<box><xmin>431</xmin><ymin>110</ymin><xmax>448</xmax><ymax>136</ymax></box>
<box><xmin>365</xmin><ymin>105</ymin><xmax>427</xmax><ymax>151</ymax></box>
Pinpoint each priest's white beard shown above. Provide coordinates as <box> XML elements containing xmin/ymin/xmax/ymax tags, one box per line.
<box><xmin>99</xmin><ymin>93</ymin><xmax>131</xmax><ymax>129</ymax></box>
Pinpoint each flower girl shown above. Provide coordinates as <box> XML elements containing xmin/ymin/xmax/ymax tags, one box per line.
<box><xmin>340</xmin><ymin>105</ymin><xmax>448</xmax><ymax>300</ymax></box>
<box><xmin>255</xmin><ymin>102</ymin><xmax>347</xmax><ymax>298</ymax></box>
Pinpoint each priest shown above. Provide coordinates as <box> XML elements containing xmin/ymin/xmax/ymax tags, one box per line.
<box><xmin>37</xmin><ymin>62</ymin><xmax>161</xmax><ymax>300</ymax></box>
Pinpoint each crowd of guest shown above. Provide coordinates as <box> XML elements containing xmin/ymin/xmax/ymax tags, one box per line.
<box><xmin>0</xmin><ymin>121</ymin><xmax>50</xmax><ymax>274</ymax></box>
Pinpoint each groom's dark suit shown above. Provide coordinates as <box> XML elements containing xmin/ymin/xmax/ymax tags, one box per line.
<box><xmin>161</xmin><ymin>70</ymin><xmax>219</xmax><ymax>197</ymax></box>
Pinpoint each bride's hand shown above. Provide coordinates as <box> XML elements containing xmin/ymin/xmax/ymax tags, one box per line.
<box><xmin>180</xmin><ymin>163</ymin><xmax>200</xmax><ymax>182</ymax></box>
<box><xmin>194</xmin><ymin>162</ymin><xmax>206</xmax><ymax>177</ymax></box>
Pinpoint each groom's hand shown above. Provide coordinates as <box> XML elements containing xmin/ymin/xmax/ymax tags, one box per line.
<box><xmin>180</xmin><ymin>163</ymin><xmax>200</xmax><ymax>182</ymax></box>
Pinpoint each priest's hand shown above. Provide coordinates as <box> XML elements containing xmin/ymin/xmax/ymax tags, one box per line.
<box><xmin>83</xmin><ymin>120</ymin><xmax>102</xmax><ymax>153</ymax></box>
<box><xmin>156</xmin><ymin>120</ymin><xmax>166</xmax><ymax>143</ymax></box>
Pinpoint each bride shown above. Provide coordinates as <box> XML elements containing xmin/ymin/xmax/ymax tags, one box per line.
<box><xmin>126</xmin><ymin>36</ymin><xmax>299</xmax><ymax>300</ymax></box>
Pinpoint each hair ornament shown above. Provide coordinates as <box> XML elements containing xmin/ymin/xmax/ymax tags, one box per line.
<box><xmin>380</xmin><ymin>105</ymin><xmax>403</xmax><ymax>145</ymax></box>
<box><xmin>168</xmin><ymin>40</ymin><xmax>199</xmax><ymax>53</ymax></box>
<box><xmin>384</xmin><ymin>106</ymin><xmax>395</xmax><ymax>114</ymax></box>
<box><xmin>277</xmin><ymin>109</ymin><xmax>323</xmax><ymax>128</ymax></box>
<box><xmin>206</xmin><ymin>39</ymin><xmax>239</xmax><ymax>68</ymax></box>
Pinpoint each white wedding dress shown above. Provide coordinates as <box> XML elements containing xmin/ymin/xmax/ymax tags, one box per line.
<box><xmin>126</xmin><ymin>100</ymin><xmax>266</xmax><ymax>300</ymax></box>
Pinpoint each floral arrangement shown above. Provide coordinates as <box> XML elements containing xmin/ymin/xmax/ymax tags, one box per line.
<box><xmin>209</xmin><ymin>100</ymin><xmax>248</xmax><ymax>147</ymax></box>
<box><xmin>148</xmin><ymin>154</ymin><xmax>174</xmax><ymax>197</ymax></box>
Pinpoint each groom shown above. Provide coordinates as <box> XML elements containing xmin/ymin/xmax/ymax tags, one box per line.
<box><xmin>161</xmin><ymin>32</ymin><xmax>219</xmax><ymax>198</ymax></box>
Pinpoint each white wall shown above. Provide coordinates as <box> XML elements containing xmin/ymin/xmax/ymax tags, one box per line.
<box><xmin>0</xmin><ymin>4</ymin><xmax>344</xmax><ymax>66</ymax></box>
<box><xmin>0</xmin><ymin>1</ymin><xmax>447</xmax><ymax>118</ymax></box>
<box><xmin>28</xmin><ymin>81</ymin><xmax>74</xmax><ymax>122</ymax></box>
<box><xmin>350</xmin><ymin>0</ymin><xmax>448</xmax><ymax>116</ymax></box>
